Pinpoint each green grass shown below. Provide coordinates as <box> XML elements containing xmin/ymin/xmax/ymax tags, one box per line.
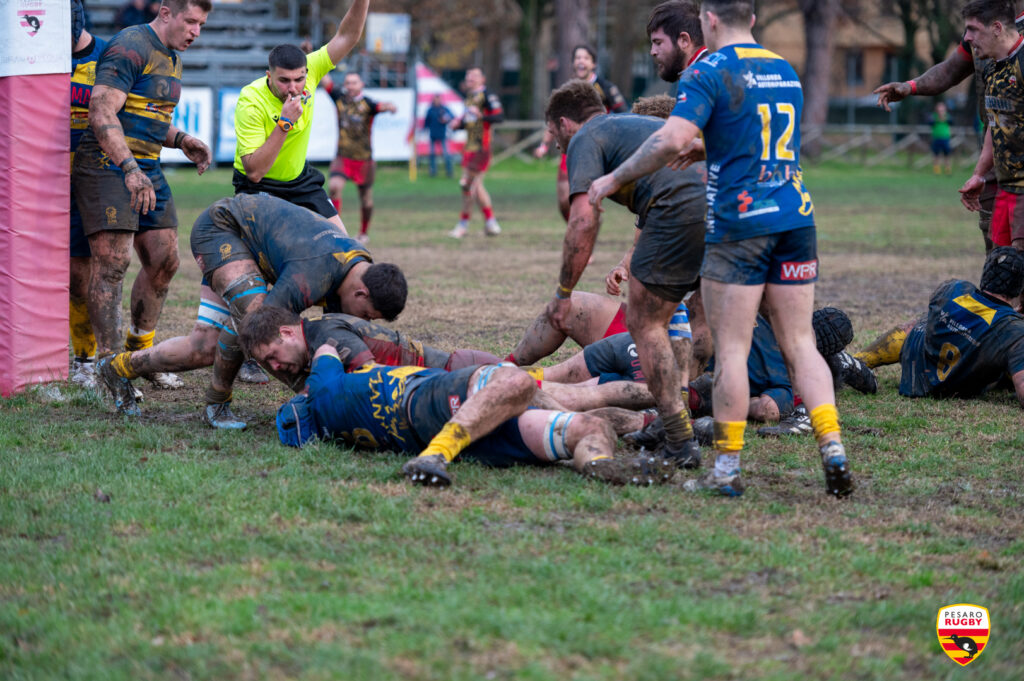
<box><xmin>2</xmin><ymin>159</ymin><xmax>1022</xmax><ymax>680</ymax></box>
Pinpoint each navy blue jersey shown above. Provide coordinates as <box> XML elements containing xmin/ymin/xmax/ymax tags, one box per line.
<box><xmin>304</xmin><ymin>356</ymin><xmax>435</xmax><ymax>451</ymax></box>
<box><xmin>671</xmin><ymin>44</ymin><xmax>815</xmax><ymax>242</ymax></box>
<box><xmin>71</xmin><ymin>35</ymin><xmax>108</xmax><ymax>159</ymax></box>
<box><xmin>900</xmin><ymin>280</ymin><xmax>1024</xmax><ymax>397</ymax></box>
<box><xmin>582</xmin><ymin>332</ymin><xmax>645</xmax><ymax>383</ymax></box>
<box><xmin>567</xmin><ymin>113</ymin><xmax>707</xmax><ymax>228</ymax></box>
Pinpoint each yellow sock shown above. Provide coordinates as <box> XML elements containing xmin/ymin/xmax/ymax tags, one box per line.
<box><xmin>809</xmin><ymin>403</ymin><xmax>841</xmax><ymax>442</ymax></box>
<box><xmin>69</xmin><ymin>299</ymin><xmax>96</xmax><ymax>359</ymax></box>
<box><xmin>854</xmin><ymin>326</ymin><xmax>907</xmax><ymax>368</ymax></box>
<box><xmin>712</xmin><ymin>420</ymin><xmax>745</xmax><ymax>453</ymax></box>
<box><xmin>125</xmin><ymin>328</ymin><xmax>156</xmax><ymax>352</ymax></box>
<box><xmin>110</xmin><ymin>351</ymin><xmax>140</xmax><ymax>380</ymax></box>
<box><xmin>522</xmin><ymin>366</ymin><xmax>544</xmax><ymax>382</ymax></box>
<box><xmin>420</xmin><ymin>422</ymin><xmax>472</xmax><ymax>462</ymax></box>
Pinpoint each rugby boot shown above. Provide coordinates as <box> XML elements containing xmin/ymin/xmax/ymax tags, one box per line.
<box><xmin>145</xmin><ymin>371</ymin><xmax>185</xmax><ymax>389</ymax></box>
<box><xmin>820</xmin><ymin>441</ymin><xmax>853</xmax><ymax>498</ymax></box>
<box><xmin>356</xmin><ymin>232</ymin><xmax>370</xmax><ymax>245</ymax></box>
<box><xmin>238</xmin><ymin>359</ymin><xmax>270</xmax><ymax>384</ymax></box>
<box><xmin>584</xmin><ymin>455</ymin><xmax>674</xmax><ymax>486</ymax></box>
<box><xmin>204</xmin><ymin>402</ymin><xmax>247</xmax><ymax>430</ymax></box>
<box><xmin>70</xmin><ymin>357</ymin><xmax>97</xmax><ymax>390</ymax></box>
<box><xmin>622</xmin><ymin>415</ymin><xmax>665</xmax><ymax>449</ymax></box>
<box><xmin>448</xmin><ymin>220</ymin><xmax>469</xmax><ymax>239</ymax></box>
<box><xmin>827</xmin><ymin>351</ymin><xmax>877</xmax><ymax>394</ymax></box>
<box><xmin>656</xmin><ymin>437</ymin><xmax>701</xmax><ymax>469</ymax></box>
<box><xmin>402</xmin><ymin>453</ymin><xmax>452</xmax><ymax>487</ymax></box>
<box><xmin>687</xmin><ymin>373</ymin><xmax>713</xmax><ymax>417</ymax></box>
<box><xmin>692</xmin><ymin>416</ymin><xmax>714</xmax><ymax>447</ymax></box>
<box><xmin>484</xmin><ymin>218</ymin><xmax>502</xmax><ymax>236</ymax></box>
<box><xmin>756</xmin><ymin>404</ymin><xmax>811</xmax><ymax>437</ymax></box>
<box><xmin>683</xmin><ymin>469</ymin><xmax>745</xmax><ymax>497</ymax></box>
<box><xmin>97</xmin><ymin>356</ymin><xmax>140</xmax><ymax>416</ymax></box>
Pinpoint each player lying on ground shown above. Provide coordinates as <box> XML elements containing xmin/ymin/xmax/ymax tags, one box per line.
<box><xmin>96</xmin><ymin>194</ymin><xmax>407</xmax><ymax>429</ymax></box>
<box><xmin>855</xmin><ymin>247</ymin><xmax>1024</xmax><ymax>407</ymax></box>
<box><xmin>238</xmin><ymin>306</ymin><xmax>660</xmax><ymax>429</ymax></box>
<box><xmin>276</xmin><ymin>348</ymin><xmax>675</xmax><ymax>488</ymax></box>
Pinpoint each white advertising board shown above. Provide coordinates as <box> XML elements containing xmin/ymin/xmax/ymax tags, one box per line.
<box><xmin>0</xmin><ymin>0</ymin><xmax>70</xmax><ymax>77</ymax></box>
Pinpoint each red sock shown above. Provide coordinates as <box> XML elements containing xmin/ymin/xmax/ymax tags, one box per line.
<box><xmin>460</xmin><ymin>212</ymin><xmax>470</xmax><ymax>221</ymax></box>
<box><xmin>360</xmin><ymin>218</ymin><xmax>369</xmax><ymax>235</ymax></box>
<box><xmin>688</xmin><ymin>388</ymin><xmax>701</xmax><ymax>413</ymax></box>
<box><xmin>482</xmin><ymin>206</ymin><xmax>494</xmax><ymax>220</ymax></box>
<box><xmin>331</xmin><ymin>198</ymin><xmax>341</xmax><ymax>212</ymax></box>
<box><xmin>793</xmin><ymin>395</ymin><xmax>803</xmax><ymax>407</ymax></box>
<box><xmin>504</xmin><ymin>352</ymin><xmax>517</xmax><ymax>364</ymax></box>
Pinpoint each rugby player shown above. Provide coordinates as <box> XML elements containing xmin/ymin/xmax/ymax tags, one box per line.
<box><xmin>71</xmin><ymin>0</ymin><xmax>212</xmax><ymax>392</ymax></box>
<box><xmin>589</xmin><ymin>0</ymin><xmax>852</xmax><ymax>498</ymax></box>
<box><xmin>855</xmin><ymin>247</ymin><xmax>1024</xmax><ymax>405</ymax></box>
<box><xmin>238</xmin><ymin>306</ymin><xmax>660</xmax><ymax>418</ymax></box>
<box><xmin>874</xmin><ymin>2</ymin><xmax>1024</xmax><ymax>253</ymax></box>
<box><xmin>534</xmin><ymin>44</ymin><xmax>629</xmax><ymax>220</ymax></box>
<box><xmin>544</xmin><ymin>77</ymin><xmax>707</xmax><ymax>470</ymax></box>
<box><xmin>327</xmin><ymin>72</ymin><xmax>397</xmax><ymax>244</ymax></box>
<box><xmin>958</xmin><ymin>0</ymin><xmax>1024</xmax><ymax>251</ymax></box>
<box><xmin>448</xmin><ymin>68</ymin><xmax>505</xmax><ymax>238</ymax></box>
<box><xmin>96</xmin><ymin>194</ymin><xmax>407</xmax><ymax>429</ymax></box>
<box><xmin>231</xmin><ymin>0</ymin><xmax>369</xmax><ymax>231</ymax></box>
<box><xmin>276</xmin><ymin>348</ymin><xmax>674</xmax><ymax>488</ymax></box>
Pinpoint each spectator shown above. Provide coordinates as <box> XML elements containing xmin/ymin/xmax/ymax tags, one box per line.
<box><xmin>423</xmin><ymin>94</ymin><xmax>454</xmax><ymax>178</ymax></box>
<box><xmin>114</xmin><ymin>0</ymin><xmax>158</xmax><ymax>30</ymax></box>
<box><xmin>931</xmin><ymin>101</ymin><xmax>953</xmax><ymax>175</ymax></box>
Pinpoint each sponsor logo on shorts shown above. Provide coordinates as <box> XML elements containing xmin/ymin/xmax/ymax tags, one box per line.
<box><xmin>219</xmin><ymin>244</ymin><xmax>232</xmax><ymax>260</ymax></box>
<box><xmin>448</xmin><ymin>395</ymin><xmax>461</xmax><ymax>415</ymax></box>
<box><xmin>779</xmin><ymin>260</ymin><xmax>817</xmax><ymax>281</ymax></box>
<box><xmin>105</xmin><ymin>206</ymin><xmax>117</xmax><ymax>225</ymax></box>
<box><xmin>937</xmin><ymin>604</ymin><xmax>989</xmax><ymax>666</ymax></box>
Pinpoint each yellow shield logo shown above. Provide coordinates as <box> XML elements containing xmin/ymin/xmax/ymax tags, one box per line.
<box><xmin>937</xmin><ymin>603</ymin><xmax>989</xmax><ymax>666</ymax></box>
<box><xmin>219</xmin><ymin>243</ymin><xmax>232</xmax><ymax>260</ymax></box>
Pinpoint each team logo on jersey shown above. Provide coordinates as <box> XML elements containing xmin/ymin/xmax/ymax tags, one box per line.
<box><xmin>219</xmin><ymin>244</ymin><xmax>232</xmax><ymax>260</ymax></box>
<box><xmin>105</xmin><ymin>206</ymin><xmax>117</xmax><ymax>225</ymax></box>
<box><xmin>743</xmin><ymin>71</ymin><xmax>756</xmax><ymax>88</ymax></box>
<box><xmin>18</xmin><ymin>9</ymin><xmax>44</xmax><ymax>37</ymax></box>
<box><xmin>779</xmin><ymin>260</ymin><xmax>817</xmax><ymax>281</ymax></box>
<box><xmin>937</xmin><ymin>604</ymin><xmax>989</xmax><ymax>666</ymax></box>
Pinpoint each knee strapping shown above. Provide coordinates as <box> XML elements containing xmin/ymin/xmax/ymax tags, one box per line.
<box><xmin>541</xmin><ymin>411</ymin><xmax>576</xmax><ymax>462</ymax></box>
<box><xmin>217</xmin><ymin>324</ymin><xmax>244</xmax><ymax>364</ymax></box>
<box><xmin>221</xmin><ymin>274</ymin><xmax>267</xmax><ymax>322</ymax></box>
<box><xmin>472</xmin><ymin>363</ymin><xmax>506</xmax><ymax>393</ymax></box>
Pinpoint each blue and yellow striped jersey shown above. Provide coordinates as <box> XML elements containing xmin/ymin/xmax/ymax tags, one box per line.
<box><xmin>91</xmin><ymin>24</ymin><xmax>181</xmax><ymax>160</ymax></box>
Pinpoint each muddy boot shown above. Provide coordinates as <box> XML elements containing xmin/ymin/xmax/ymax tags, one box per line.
<box><xmin>583</xmin><ymin>455</ymin><xmax>674</xmax><ymax>486</ymax></box>
<box><xmin>402</xmin><ymin>453</ymin><xmax>451</xmax><ymax>487</ymax></box>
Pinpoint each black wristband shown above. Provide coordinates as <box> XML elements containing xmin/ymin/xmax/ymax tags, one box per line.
<box><xmin>173</xmin><ymin>131</ymin><xmax>186</xmax><ymax>148</ymax></box>
<box><xmin>119</xmin><ymin>157</ymin><xmax>140</xmax><ymax>174</ymax></box>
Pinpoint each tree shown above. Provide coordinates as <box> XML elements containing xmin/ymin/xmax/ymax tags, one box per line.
<box><xmin>555</xmin><ymin>0</ymin><xmax>590</xmax><ymax>85</ymax></box>
<box><xmin>797</xmin><ymin>0</ymin><xmax>840</xmax><ymax>157</ymax></box>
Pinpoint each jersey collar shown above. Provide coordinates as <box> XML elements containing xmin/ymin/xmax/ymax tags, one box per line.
<box><xmin>1004</xmin><ymin>33</ymin><xmax>1024</xmax><ymax>60</ymax></box>
<box><xmin>686</xmin><ymin>46</ymin><xmax>709</xmax><ymax>68</ymax></box>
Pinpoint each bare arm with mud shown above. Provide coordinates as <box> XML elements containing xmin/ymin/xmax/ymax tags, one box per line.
<box><xmin>545</xmin><ymin>194</ymin><xmax>600</xmax><ymax>332</ymax></box>
<box><xmin>89</xmin><ymin>84</ymin><xmax>155</xmax><ymax>213</ymax></box>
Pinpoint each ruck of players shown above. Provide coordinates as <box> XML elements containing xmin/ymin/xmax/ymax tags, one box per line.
<box><xmin>58</xmin><ymin>0</ymin><xmax>1024</xmax><ymax>501</ymax></box>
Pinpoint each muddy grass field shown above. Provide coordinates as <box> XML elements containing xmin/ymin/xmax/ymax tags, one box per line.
<box><xmin>3</xmin><ymin>160</ymin><xmax>1021</xmax><ymax>680</ymax></box>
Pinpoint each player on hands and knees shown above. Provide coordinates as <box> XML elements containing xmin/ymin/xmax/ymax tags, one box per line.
<box><xmin>96</xmin><ymin>194</ymin><xmax>407</xmax><ymax>429</ymax></box>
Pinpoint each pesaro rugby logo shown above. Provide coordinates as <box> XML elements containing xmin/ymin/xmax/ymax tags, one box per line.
<box><xmin>936</xmin><ymin>603</ymin><xmax>989</xmax><ymax>666</ymax></box>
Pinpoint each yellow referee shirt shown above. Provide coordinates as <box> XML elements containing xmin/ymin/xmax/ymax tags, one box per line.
<box><xmin>232</xmin><ymin>46</ymin><xmax>334</xmax><ymax>182</ymax></box>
